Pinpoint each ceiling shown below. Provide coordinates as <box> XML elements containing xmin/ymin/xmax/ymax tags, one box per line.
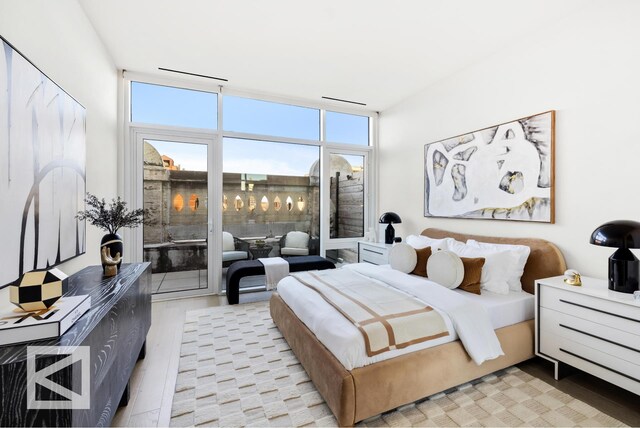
<box><xmin>79</xmin><ymin>0</ymin><xmax>587</xmax><ymax>112</ymax></box>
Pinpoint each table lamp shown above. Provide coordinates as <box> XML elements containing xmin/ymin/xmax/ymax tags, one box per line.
<box><xmin>379</xmin><ymin>212</ymin><xmax>402</xmax><ymax>244</ymax></box>
<box><xmin>590</xmin><ymin>220</ymin><xmax>640</xmax><ymax>293</ymax></box>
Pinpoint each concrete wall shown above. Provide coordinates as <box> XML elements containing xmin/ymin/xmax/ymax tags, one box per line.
<box><xmin>0</xmin><ymin>0</ymin><xmax>118</xmax><ymax>277</ymax></box>
<box><xmin>222</xmin><ymin>173</ymin><xmax>318</xmax><ymax>238</ymax></box>
<box><xmin>378</xmin><ymin>1</ymin><xmax>640</xmax><ymax>279</ymax></box>
<box><xmin>143</xmin><ymin>168</ymin><xmax>321</xmax><ymax>244</ymax></box>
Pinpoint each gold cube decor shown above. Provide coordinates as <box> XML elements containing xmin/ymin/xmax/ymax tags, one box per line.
<box><xmin>9</xmin><ymin>268</ymin><xmax>68</xmax><ymax>312</ymax></box>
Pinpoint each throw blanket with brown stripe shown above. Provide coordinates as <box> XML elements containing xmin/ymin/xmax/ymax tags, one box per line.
<box><xmin>290</xmin><ymin>269</ymin><xmax>449</xmax><ymax>357</ymax></box>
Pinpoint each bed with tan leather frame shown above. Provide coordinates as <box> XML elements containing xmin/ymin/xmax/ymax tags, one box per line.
<box><xmin>270</xmin><ymin>228</ymin><xmax>566</xmax><ymax>426</ymax></box>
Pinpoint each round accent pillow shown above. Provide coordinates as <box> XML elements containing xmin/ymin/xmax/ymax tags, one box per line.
<box><xmin>427</xmin><ymin>250</ymin><xmax>464</xmax><ymax>289</ymax></box>
<box><xmin>388</xmin><ymin>243</ymin><xmax>417</xmax><ymax>273</ymax></box>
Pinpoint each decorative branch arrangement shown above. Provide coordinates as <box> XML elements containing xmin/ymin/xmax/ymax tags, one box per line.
<box><xmin>76</xmin><ymin>193</ymin><xmax>148</xmax><ymax>234</ymax></box>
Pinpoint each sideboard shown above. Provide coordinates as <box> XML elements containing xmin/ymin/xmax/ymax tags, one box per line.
<box><xmin>0</xmin><ymin>263</ymin><xmax>152</xmax><ymax>427</ymax></box>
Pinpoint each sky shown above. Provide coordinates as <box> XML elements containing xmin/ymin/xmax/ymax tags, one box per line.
<box><xmin>133</xmin><ymin>82</ymin><xmax>368</xmax><ymax>176</ymax></box>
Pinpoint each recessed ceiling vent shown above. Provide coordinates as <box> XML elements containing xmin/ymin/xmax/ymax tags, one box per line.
<box><xmin>158</xmin><ymin>67</ymin><xmax>228</xmax><ymax>82</ymax></box>
<box><xmin>321</xmin><ymin>96</ymin><xmax>366</xmax><ymax>106</ymax></box>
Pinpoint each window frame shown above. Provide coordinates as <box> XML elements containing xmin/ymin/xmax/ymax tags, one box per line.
<box><xmin>122</xmin><ymin>71</ymin><xmax>378</xmax><ymax>298</ymax></box>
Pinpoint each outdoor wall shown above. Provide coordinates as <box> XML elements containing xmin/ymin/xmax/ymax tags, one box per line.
<box><xmin>165</xmin><ymin>171</ymin><xmax>209</xmax><ymax>240</ymax></box>
<box><xmin>378</xmin><ymin>1</ymin><xmax>640</xmax><ymax>279</ymax></box>
<box><xmin>0</xmin><ymin>0</ymin><xmax>118</xmax><ymax>276</ymax></box>
<box><xmin>143</xmin><ymin>167</ymin><xmax>320</xmax><ymax>244</ymax></box>
<box><xmin>331</xmin><ymin>171</ymin><xmax>364</xmax><ymax>238</ymax></box>
<box><xmin>222</xmin><ymin>173</ymin><xmax>318</xmax><ymax>239</ymax></box>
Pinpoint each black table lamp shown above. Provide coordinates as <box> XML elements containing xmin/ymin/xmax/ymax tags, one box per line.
<box><xmin>590</xmin><ymin>220</ymin><xmax>640</xmax><ymax>293</ymax></box>
<box><xmin>379</xmin><ymin>212</ymin><xmax>402</xmax><ymax>244</ymax></box>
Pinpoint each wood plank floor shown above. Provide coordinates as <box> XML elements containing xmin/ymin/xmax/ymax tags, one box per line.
<box><xmin>113</xmin><ymin>293</ymin><xmax>640</xmax><ymax>427</ymax></box>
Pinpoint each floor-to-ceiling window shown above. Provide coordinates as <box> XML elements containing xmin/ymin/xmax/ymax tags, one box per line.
<box><xmin>125</xmin><ymin>74</ymin><xmax>375</xmax><ymax>298</ymax></box>
<box><xmin>222</xmin><ymin>138</ymin><xmax>320</xmax><ymax>292</ymax></box>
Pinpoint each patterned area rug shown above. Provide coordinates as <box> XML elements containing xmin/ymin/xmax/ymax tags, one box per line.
<box><xmin>170</xmin><ymin>301</ymin><xmax>625</xmax><ymax>427</ymax></box>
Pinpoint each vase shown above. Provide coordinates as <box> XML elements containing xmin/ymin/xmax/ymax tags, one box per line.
<box><xmin>100</xmin><ymin>233</ymin><xmax>123</xmax><ymax>273</ymax></box>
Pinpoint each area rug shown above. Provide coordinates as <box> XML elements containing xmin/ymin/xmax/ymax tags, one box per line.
<box><xmin>170</xmin><ymin>301</ymin><xmax>625</xmax><ymax>427</ymax></box>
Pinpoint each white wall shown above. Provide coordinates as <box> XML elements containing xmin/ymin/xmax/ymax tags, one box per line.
<box><xmin>0</xmin><ymin>0</ymin><xmax>118</xmax><ymax>276</ymax></box>
<box><xmin>379</xmin><ymin>1</ymin><xmax>640</xmax><ymax>279</ymax></box>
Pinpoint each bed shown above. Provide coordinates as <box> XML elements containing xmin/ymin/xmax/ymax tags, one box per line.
<box><xmin>269</xmin><ymin>228</ymin><xmax>566</xmax><ymax>426</ymax></box>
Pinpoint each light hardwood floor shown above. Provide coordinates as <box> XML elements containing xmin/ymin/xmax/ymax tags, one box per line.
<box><xmin>111</xmin><ymin>292</ymin><xmax>269</xmax><ymax>427</ymax></box>
<box><xmin>113</xmin><ymin>292</ymin><xmax>640</xmax><ymax>427</ymax></box>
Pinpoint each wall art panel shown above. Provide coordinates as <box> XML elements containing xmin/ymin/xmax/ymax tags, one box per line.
<box><xmin>424</xmin><ymin>111</ymin><xmax>554</xmax><ymax>222</ymax></box>
<box><xmin>0</xmin><ymin>36</ymin><xmax>86</xmax><ymax>288</ymax></box>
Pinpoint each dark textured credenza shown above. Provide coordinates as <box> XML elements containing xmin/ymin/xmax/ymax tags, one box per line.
<box><xmin>0</xmin><ymin>263</ymin><xmax>152</xmax><ymax>427</ymax></box>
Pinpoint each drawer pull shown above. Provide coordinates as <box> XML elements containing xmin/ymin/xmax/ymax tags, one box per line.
<box><xmin>559</xmin><ymin>299</ymin><xmax>640</xmax><ymax>324</ymax></box>
<box><xmin>363</xmin><ymin>248</ymin><xmax>384</xmax><ymax>256</ymax></box>
<box><xmin>362</xmin><ymin>260</ymin><xmax>377</xmax><ymax>265</ymax></box>
<box><xmin>560</xmin><ymin>348</ymin><xmax>640</xmax><ymax>383</ymax></box>
<box><xmin>559</xmin><ymin>323</ymin><xmax>640</xmax><ymax>354</ymax></box>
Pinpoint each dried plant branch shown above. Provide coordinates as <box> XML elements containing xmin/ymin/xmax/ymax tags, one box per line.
<box><xmin>76</xmin><ymin>193</ymin><xmax>148</xmax><ymax>234</ymax></box>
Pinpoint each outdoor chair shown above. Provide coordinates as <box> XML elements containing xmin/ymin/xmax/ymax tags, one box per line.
<box><xmin>279</xmin><ymin>231</ymin><xmax>319</xmax><ymax>257</ymax></box>
<box><xmin>222</xmin><ymin>231</ymin><xmax>250</xmax><ymax>267</ymax></box>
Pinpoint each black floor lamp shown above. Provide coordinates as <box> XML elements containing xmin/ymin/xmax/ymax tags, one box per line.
<box><xmin>590</xmin><ymin>220</ymin><xmax>640</xmax><ymax>293</ymax></box>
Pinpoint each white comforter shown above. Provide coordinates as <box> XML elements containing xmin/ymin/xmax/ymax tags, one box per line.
<box><xmin>277</xmin><ymin>263</ymin><xmax>504</xmax><ymax>370</ymax></box>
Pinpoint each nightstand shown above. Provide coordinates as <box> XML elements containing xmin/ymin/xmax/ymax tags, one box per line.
<box><xmin>358</xmin><ymin>241</ymin><xmax>393</xmax><ymax>265</ymax></box>
<box><xmin>535</xmin><ymin>276</ymin><xmax>640</xmax><ymax>396</ymax></box>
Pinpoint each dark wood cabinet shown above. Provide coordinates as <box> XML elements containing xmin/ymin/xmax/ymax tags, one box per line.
<box><xmin>0</xmin><ymin>263</ymin><xmax>152</xmax><ymax>427</ymax></box>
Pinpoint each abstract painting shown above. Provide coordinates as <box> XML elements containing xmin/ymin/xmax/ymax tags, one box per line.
<box><xmin>424</xmin><ymin>111</ymin><xmax>554</xmax><ymax>222</ymax></box>
<box><xmin>0</xmin><ymin>36</ymin><xmax>86</xmax><ymax>288</ymax></box>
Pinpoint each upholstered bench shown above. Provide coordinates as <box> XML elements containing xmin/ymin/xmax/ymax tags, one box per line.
<box><xmin>226</xmin><ymin>256</ymin><xmax>336</xmax><ymax>304</ymax></box>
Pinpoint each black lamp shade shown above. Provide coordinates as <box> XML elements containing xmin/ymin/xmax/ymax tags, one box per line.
<box><xmin>379</xmin><ymin>212</ymin><xmax>401</xmax><ymax>244</ymax></box>
<box><xmin>590</xmin><ymin>220</ymin><xmax>640</xmax><ymax>248</ymax></box>
<box><xmin>590</xmin><ymin>220</ymin><xmax>640</xmax><ymax>293</ymax></box>
<box><xmin>379</xmin><ymin>212</ymin><xmax>402</xmax><ymax>225</ymax></box>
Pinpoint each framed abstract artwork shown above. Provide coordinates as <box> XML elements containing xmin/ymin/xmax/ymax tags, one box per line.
<box><xmin>0</xmin><ymin>36</ymin><xmax>86</xmax><ymax>288</ymax></box>
<box><xmin>424</xmin><ymin>111</ymin><xmax>554</xmax><ymax>223</ymax></box>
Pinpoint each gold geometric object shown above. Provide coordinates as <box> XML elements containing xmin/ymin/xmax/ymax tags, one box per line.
<box><xmin>563</xmin><ymin>269</ymin><xmax>582</xmax><ymax>286</ymax></box>
<box><xmin>9</xmin><ymin>268</ymin><xmax>67</xmax><ymax>312</ymax></box>
<box><xmin>101</xmin><ymin>246</ymin><xmax>122</xmax><ymax>277</ymax></box>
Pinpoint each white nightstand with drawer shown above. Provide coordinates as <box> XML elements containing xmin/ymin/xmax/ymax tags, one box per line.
<box><xmin>535</xmin><ymin>276</ymin><xmax>640</xmax><ymax>395</ymax></box>
<box><xmin>358</xmin><ymin>241</ymin><xmax>393</xmax><ymax>265</ymax></box>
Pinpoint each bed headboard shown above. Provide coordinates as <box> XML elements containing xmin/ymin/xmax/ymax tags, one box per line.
<box><xmin>421</xmin><ymin>228</ymin><xmax>566</xmax><ymax>294</ymax></box>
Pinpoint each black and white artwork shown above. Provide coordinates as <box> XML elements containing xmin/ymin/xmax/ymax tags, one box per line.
<box><xmin>0</xmin><ymin>37</ymin><xmax>86</xmax><ymax>288</ymax></box>
<box><xmin>424</xmin><ymin>111</ymin><xmax>554</xmax><ymax>223</ymax></box>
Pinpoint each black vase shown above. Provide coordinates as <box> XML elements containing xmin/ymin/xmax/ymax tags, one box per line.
<box><xmin>100</xmin><ymin>233</ymin><xmax>123</xmax><ymax>273</ymax></box>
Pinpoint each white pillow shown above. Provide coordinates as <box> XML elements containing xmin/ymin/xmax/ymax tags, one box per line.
<box><xmin>426</xmin><ymin>250</ymin><xmax>464</xmax><ymax>289</ymax></box>
<box><xmin>447</xmin><ymin>240</ymin><xmax>513</xmax><ymax>295</ymax></box>
<box><xmin>222</xmin><ymin>231</ymin><xmax>235</xmax><ymax>252</ymax></box>
<box><xmin>405</xmin><ymin>235</ymin><xmax>457</xmax><ymax>251</ymax></box>
<box><xmin>285</xmin><ymin>231</ymin><xmax>310</xmax><ymax>249</ymax></box>
<box><xmin>389</xmin><ymin>243</ymin><xmax>417</xmax><ymax>273</ymax></box>
<box><xmin>466</xmin><ymin>240</ymin><xmax>531</xmax><ymax>292</ymax></box>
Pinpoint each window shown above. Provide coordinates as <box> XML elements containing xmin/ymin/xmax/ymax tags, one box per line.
<box><xmin>224</xmin><ymin>96</ymin><xmax>319</xmax><ymax>140</ymax></box>
<box><xmin>325</xmin><ymin>111</ymin><xmax>369</xmax><ymax>145</ymax></box>
<box><xmin>131</xmin><ymin>82</ymin><xmax>217</xmax><ymax>129</ymax></box>
<box><xmin>222</xmin><ymin>138</ymin><xmax>320</xmax><ymax>249</ymax></box>
<box><xmin>128</xmin><ymin>76</ymin><xmax>375</xmax><ymax>297</ymax></box>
